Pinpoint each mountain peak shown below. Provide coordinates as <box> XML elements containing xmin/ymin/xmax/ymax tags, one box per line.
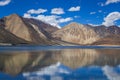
<box><xmin>0</xmin><ymin>14</ymin><xmax>59</xmax><ymax>45</ymax></box>
<box><xmin>62</xmin><ymin>22</ymin><xmax>83</xmax><ymax>29</ymax></box>
<box><xmin>69</xmin><ymin>22</ymin><xmax>79</xmax><ymax>25</ymax></box>
<box><xmin>52</xmin><ymin>22</ymin><xmax>98</xmax><ymax>45</ymax></box>
<box><xmin>10</xmin><ymin>13</ymin><xmax>19</xmax><ymax>16</ymax></box>
<box><xmin>68</xmin><ymin>22</ymin><xmax>83</xmax><ymax>27</ymax></box>
<box><xmin>5</xmin><ymin>13</ymin><xmax>20</xmax><ymax>18</ymax></box>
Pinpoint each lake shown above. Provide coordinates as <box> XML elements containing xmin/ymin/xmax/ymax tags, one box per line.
<box><xmin>0</xmin><ymin>46</ymin><xmax>120</xmax><ymax>80</ymax></box>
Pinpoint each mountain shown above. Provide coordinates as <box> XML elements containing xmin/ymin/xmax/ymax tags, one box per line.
<box><xmin>0</xmin><ymin>26</ymin><xmax>30</xmax><ymax>45</ymax></box>
<box><xmin>0</xmin><ymin>14</ymin><xmax>59</xmax><ymax>45</ymax></box>
<box><xmin>52</xmin><ymin>22</ymin><xmax>120</xmax><ymax>45</ymax></box>
<box><xmin>23</xmin><ymin>18</ymin><xmax>58</xmax><ymax>38</ymax></box>
<box><xmin>52</xmin><ymin>22</ymin><xmax>99</xmax><ymax>45</ymax></box>
<box><xmin>0</xmin><ymin>14</ymin><xmax>120</xmax><ymax>45</ymax></box>
<box><xmin>91</xmin><ymin>25</ymin><xmax>120</xmax><ymax>45</ymax></box>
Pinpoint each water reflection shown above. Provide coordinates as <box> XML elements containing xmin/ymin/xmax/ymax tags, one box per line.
<box><xmin>0</xmin><ymin>49</ymin><xmax>120</xmax><ymax>75</ymax></box>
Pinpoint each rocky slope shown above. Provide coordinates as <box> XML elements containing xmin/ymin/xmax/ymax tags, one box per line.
<box><xmin>0</xmin><ymin>14</ymin><xmax>59</xmax><ymax>45</ymax></box>
<box><xmin>0</xmin><ymin>14</ymin><xmax>120</xmax><ymax>45</ymax></box>
<box><xmin>0</xmin><ymin>26</ymin><xmax>30</xmax><ymax>45</ymax></box>
<box><xmin>91</xmin><ymin>35</ymin><xmax>120</xmax><ymax>45</ymax></box>
<box><xmin>52</xmin><ymin>22</ymin><xmax>120</xmax><ymax>45</ymax></box>
<box><xmin>52</xmin><ymin>22</ymin><xmax>99</xmax><ymax>45</ymax></box>
<box><xmin>23</xmin><ymin>18</ymin><xmax>58</xmax><ymax>38</ymax></box>
<box><xmin>91</xmin><ymin>25</ymin><xmax>120</xmax><ymax>45</ymax></box>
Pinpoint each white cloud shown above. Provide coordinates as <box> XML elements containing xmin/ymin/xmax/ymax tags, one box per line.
<box><xmin>88</xmin><ymin>23</ymin><xmax>99</xmax><ymax>26</ymax></box>
<box><xmin>23</xmin><ymin>7</ymin><xmax>74</xmax><ymax>28</ymax></box>
<box><xmin>36</xmin><ymin>15</ymin><xmax>61</xmax><ymax>28</ymax></box>
<box><xmin>102</xmin><ymin>12</ymin><xmax>120</xmax><ymax>26</ymax></box>
<box><xmin>0</xmin><ymin>0</ymin><xmax>11</xmax><ymax>6</ymax></box>
<box><xmin>51</xmin><ymin>8</ymin><xmax>65</xmax><ymax>15</ymax></box>
<box><xmin>90</xmin><ymin>12</ymin><xmax>96</xmax><ymax>15</ymax></box>
<box><xmin>68</xmin><ymin>6</ymin><xmax>80</xmax><ymax>12</ymax></box>
<box><xmin>58</xmin><ymin>18</ymin><xmax>73</xmax><ymax>23</ymax></box>
<box><xmin>23</xmin><ymin>13</ymin><xmax>72</xmax><ymax>28</ymax></box>
<box><xmin>24</xmin><ymin>14</ymin><xmax>60</xmax><ymax>28</ymax></box>
<box><xmin>98</xmin><ymin>0</ymin><xmax>120</xmax><ymax>6</ymax></box>
<box><xmin>27</xmin><ymin>8</ymin><xmax>47</xmax><ymax>14</ymax></box>
<box><xmin>23</xmin><ymin>13</ymin><xmax>31</xmax><ymax>18</ymax></box>
<box><xmin>35</xmin><ymin>15</ymin><xmax>72</xmax><ymax>28</ymax></box>
<box><xmin>105</xmin><ymin>0</ymin><xmax>120</xmax><ymax>5</ymax></box>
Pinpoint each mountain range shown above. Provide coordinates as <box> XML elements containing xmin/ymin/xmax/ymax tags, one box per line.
<box><xmin>0</xmin><ymin>14</ymin><xmax>120</xmax><ymax>46</ymax></box>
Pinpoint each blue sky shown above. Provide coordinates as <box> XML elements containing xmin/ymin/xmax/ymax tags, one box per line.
<box><xmin>0</xmin><ymin>0</ymin><xmax>120</xmax><ymax>27</ymax></box>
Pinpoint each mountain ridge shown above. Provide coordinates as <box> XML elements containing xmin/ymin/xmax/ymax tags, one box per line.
<box><xmin>0</xmin><ymin>14</ymin><xmax>120</xmax><ymax>45</ymax></box>
<box><xmin>0</xmin><ymin>14</ymin><xmax>59</xmax><ymax>45</ymax></box>
<box><xmin>52</xmin><ymin>22</ymin><xmax>120</xmax><ymax>45</ymax></box>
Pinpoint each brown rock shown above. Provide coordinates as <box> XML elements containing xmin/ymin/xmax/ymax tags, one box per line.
<box><xmin>52</xmin><ymin>22</ymin><xmax>99</xmax><ymax>45</ymax></box>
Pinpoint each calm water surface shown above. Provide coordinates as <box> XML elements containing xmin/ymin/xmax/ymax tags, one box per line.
<box><xmin>0</xmin><ymin>46</ymin><xmax>120</xmax><ymax>80</ymax></box>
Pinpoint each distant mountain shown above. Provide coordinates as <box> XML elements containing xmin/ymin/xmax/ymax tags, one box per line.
<box><xmin>0</xmin><ymin>14</ymin><xmax>120</xmax><ymax>45</ymax></box>
<box><xmin>52</xmin><ymin>22</ymin><xmax>99</xmax><ymax>45</ymax></box>
<box><xmin>52</xmin><ymin>22</ymin><xmax>120</xmax><ymax>45</ymax></box>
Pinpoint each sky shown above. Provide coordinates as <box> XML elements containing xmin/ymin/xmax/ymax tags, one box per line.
<box><xmin>0</xmin><ymin>0</ymin><xmax>120</xmax><ymax>28</ymax></box>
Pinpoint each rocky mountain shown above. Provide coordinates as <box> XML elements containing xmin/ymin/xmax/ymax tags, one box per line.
<box><xmin>0</xmin><ymin>26</ymin><xmax>30</xmax><ymax>45</ymax></box>
<box><xmin>91</xmin><ymin>25</ymin><xmax>120</xmax><ymax>45</ymax></box>
<box><xmin>0</xmin><ymin>14</ymin><xmax>120</xmax><ymax>45</ymax></box>
<box><xmin>0</xmin><ymin>14</ymin><xmax>59</xmax><ymax>45</ymax></box>
<box><xmin>52</xmin><ymin>22</ymin><xmax>100</xmax><ymax>45</ymax></box>
<box><xmin>52</xmin><ymin>22</ymin><xmax>120</xmax><ymax>45</ymax></box>
<box><xmin>23</xmin><ymin>18</ymin><xmax>58</xmax><ymax>38</ymax></box>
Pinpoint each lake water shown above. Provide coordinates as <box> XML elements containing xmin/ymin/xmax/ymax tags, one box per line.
<box><xmin>0</xmin><ymin>46</ymin><xmax>120</xmax><ymax>80</ymax></box>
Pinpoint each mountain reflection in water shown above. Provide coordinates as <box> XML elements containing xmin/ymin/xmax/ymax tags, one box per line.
<box><xmin>0</xmin><ymin>48</ymin><xmax>120</xmax><ymax>80</ymax></box>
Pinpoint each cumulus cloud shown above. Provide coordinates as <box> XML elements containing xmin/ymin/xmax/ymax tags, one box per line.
<box><xmin>58</xmin><ymin>18</ymin><xmax>73</xmax><ymax>23</ymax></box>
<box><xmin>88</xmin><ymin>23</ymin><xmax>99</xmax><ymax>26</ymax></box>
<box><xmin>90</xmin><ymin>12</ymin><xmax>96</xmax><ymax>15</ymax></box>
<box><xmin>23</xmin><ymin>13</ymin><xmax>31</xmax><ymax>18</ymax></box>
<box><xmin>27</xmin><ymin>8</ymin><xmax>47</xmax><ymax>14</ymax></box>
<box><xmin>0</xmin><ymin>0</ymin><xmax>11</xmax><ymax>6</ymax></box>
<box><xmin>68</xmin><ymin>6</ymin><xmax>80</xmax><ymax>12</ymax></box>
<box><xmin>23</xmin><ymin>13</ymin><xmax>72</xmax><ymax>28</ymax></box>
<box><xmin>98</xmin><ymin>0</ymin><xmax>120</xmax><ymax>6</ymax></box>
<box><xmin>102</xmin><ymin>12</ymin><xmax>120</xmax><ymax>26</ymax></box>
<box><xmin>51</xmin><ymin>8</ymin><xmax>65</xmax><ymax>15</ymax></box>
<box><xmin>35</xmin><ymin>15</ymin><xmax>61</xmax><ymax>28</ymax></box>
<box><xmin>23</xmin><ymin>7</ymin><xmax>74</xmax><ymax>28</ymax></box>
<box><xmin>105</xmin><ymin>0</ymin><xmax>120</xmax><ymax>5</ymax></box>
